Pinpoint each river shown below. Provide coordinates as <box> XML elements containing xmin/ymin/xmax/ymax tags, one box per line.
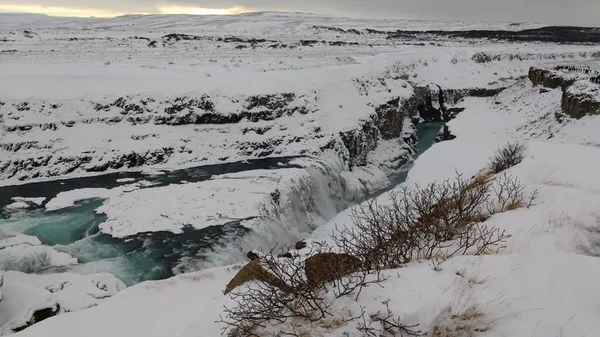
<box><xmin>0</xmin><ymin>122</ymin><xmax>443</xmax><ymax>286</ymax></box>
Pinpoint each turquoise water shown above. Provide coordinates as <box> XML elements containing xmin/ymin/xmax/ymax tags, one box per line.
<box><xmin>384</xmin><ymin>121</ymin><xmax>443</xmax><ymax>191</ymax></box>
<box><xmin>1</xmin><ymin>199</ymin><xmax>250</xmax><ymax>286</ymax></box>
<box><xmin>0</xmin><ymin>158</ymin><xmax>292</xmax><ymax>285</ymax></box>
<box><xmin>0</xmin><ymin>123</ymin><xmax>444</xmax><ymax>286</ymax></box>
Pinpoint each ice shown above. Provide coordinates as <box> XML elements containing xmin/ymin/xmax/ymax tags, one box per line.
<box><xmin>4</xmin><ymin>202</ymin><xmax>29</xmax><ymax>210</ymax></box>
<box><xmin>44</xmin><ymin>189</ymin><xmax>113</xmax><ymax>211</ymax></box>
<box><xmin>0</xmin><ymin>233</ymin><xmax>78</xmax><ymax>272</ymax></box>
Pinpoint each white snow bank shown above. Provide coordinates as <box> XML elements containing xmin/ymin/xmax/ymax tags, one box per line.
<box><xmin>44</xmin><ymin>181</ymin><xmax>153</xmax><ymax>211</ymax></box>
<box><xmin>115</xmin><ymin>178</ymin><xmax>136</xmax><ymax>183</ymax></box>
<box><xmin>0</xmin><ymin>270</ymin><xmax>125</xmax><ymax>335</ymax></box>
<box><xmin>12</xmin><ymin>197</ymin><xmax>46</xmax><ymax>206</ymax></box>
<box><xmin>96</xmin><ymin>168</ymin><xmax>311</xmax><ymax>238</ymax></box>
<box><xmin>0</xmin><ymin>233</ymin><xmax>77</xmax><ymax>271</ymax></box>
<box><xmin>45</xmin><ymin>188</ymin><xmax>112</xmax><ymax>211</ymax></box>
<box><xmin>4</xmin><ymin>202</ymin><xmax>29</xmax><ymax>210</ymax></box>
<box><xmin>12</xmin><ymin>267</ymin><xmax>233</xmax><ymax>337</ymax></box>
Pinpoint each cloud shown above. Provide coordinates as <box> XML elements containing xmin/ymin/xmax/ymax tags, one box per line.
<box><xmin>0</xmin><ymin>0</ymin><xmax>598</xmax><ymax>26</ymax></box>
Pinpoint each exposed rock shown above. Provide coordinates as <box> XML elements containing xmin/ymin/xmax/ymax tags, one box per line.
<box><xmin>528</xmin><ymin>67</ymin><xmax>576</xmax><ymax>89</ymax></box>
<box><xmin>223</xmin><ymin>259</ymin><xmax>288</xmax><ymax>295</ymax></box>
<box><xmin>375</xmin><ymin>98</ymin><xmax>404</xmax><ymax>139</ymax></box>
<box><xmin>12</xmin><ymin>305</ymin><xmax>59</xmax><ymax>333</ymax></box>
<box><xmin>408</xmin><ymin>86</ymin><xmax>443</xmax><ymax>122</ymax></box>
<box><xmin>295</xmin><ymin>240</ymin><xmax>308</xmax><ymax>250</ymax></box>
<box><xmin>304</xmin><ymin>253</ymin><xmax>363</xmax><ymax>288</ymax></box>
<box><xmin>388</xmin><ymin>26</ymin><xmax>600</xmax><ymax>44</ymax></box>
<box><xmin>528</xmin><ymin>66</ymin><xmax>600</xmax><ymax>119</ymax></box>
<box><xmin>339</xmin><ymin>118</ymin><xmax>379</xmax><ymax>166</ymax></box>
<box><xmin>246</xmin><ymin>251</ymin><xmax>260</xmax><ymax>261</ymax></box>
<box><xmin>277</xmin><ymin>252</ymin><xmax>293</xmax><ymax>259</ymax></box>
<box><xmin>561</xmin><ymin>86</ymin><xmax>600</xmax><ymax>118</ymax></box>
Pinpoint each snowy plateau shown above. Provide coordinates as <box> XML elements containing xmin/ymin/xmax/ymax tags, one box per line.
<box><xmin>1</xmin><ymin>11</ymin><xmax>600</xmax><ymax>337</ymax></box>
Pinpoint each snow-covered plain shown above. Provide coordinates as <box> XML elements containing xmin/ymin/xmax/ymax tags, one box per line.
<box><xmin>2</xmin><ymin>11</ymin><xmax>600</xmax><ymax>337</ymax></box>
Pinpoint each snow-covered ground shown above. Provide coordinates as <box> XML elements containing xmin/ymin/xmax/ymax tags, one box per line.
<box><xmin>1</xmin><ymin>13</ymin><xmax>599</xmax><ymax>184</ymax></box>
<box><xmin>2</xmin><ymin>12</ymin><xmax>600</xmax><ymax>337</ymax></box>
<box><xmin>12</xmin><ymin>71</ymin><xmax>600</xmax><ymax>336</ymax></box>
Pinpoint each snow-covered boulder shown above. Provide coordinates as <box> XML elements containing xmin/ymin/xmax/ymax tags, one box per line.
<box><xmin>0</xmin><ymin>271</ymin><xmax>125</xmax><ymax>334</ymax></box>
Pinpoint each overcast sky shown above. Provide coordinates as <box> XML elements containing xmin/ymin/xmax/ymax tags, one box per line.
<box><xmin>1</xmin><ymin>0</ymin><xmax>599</xmax><ymax>26</ymax></box>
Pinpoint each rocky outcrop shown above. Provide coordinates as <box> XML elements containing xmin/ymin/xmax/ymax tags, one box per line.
<box><xmin>442</xmin><ymin>87</ymin><xmax>505</xmax><ymax>106</ymax></box>
<box><xmin>338</xmin><ymin>118</ymin><xmax>379</xmax><ymax>167</ymax></box>
<box><xmin>376</xmin><ymin>98</ymin><xmax>409</xmax><ymax>139</ymax></box>
<box><xmin>223</xmin><ymin>252</ymin><xmax>363</xmax><ymax>295</ymax></box>
<box><xmin>528</xmin><ymin>67</ymin><xmax>576</xmax><ymax>89</ymax></box>
<box><xmin>223</xmin><ymin>259</ymin><xmax>288</xmax><ymax>295</ymax></box>
<box><xmin>561</xmin><ymin>85</ymin><xmax>600</xmax><ymax>118</ymax></box>
<box><xmin>89</xmin><ymin>93</ymin><xmax>311</xmax><ymax>127</ymax></box>
<box><xmin>304</xmin><ymin>253</ymin><xmax>363</xmax><ymax>288</ymax></box>
<box><xmin>406</xmin><ymin>86</ymin><xmax>443</xmax><ymax>122</ymax></box>
<box><xmin>529</xmin><ymin>66</ymin><xmax>600</xmax><ymax>119</ymax></box>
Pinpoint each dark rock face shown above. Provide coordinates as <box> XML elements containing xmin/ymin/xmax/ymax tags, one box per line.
<box><xmin>404</xmin><ymin>86</ymin><xmax>443</xmax><ymax>122</ymax></box>
<box><xmin>12</xmin><ymin>304</ymin><xmax>60</xmax><ymax>333</ymax></box>
<box><xmin>442</xmin><ymin>87</ymin><xmax>505</xmax><ymax>106</ymax></box>
<box><xmin>388</xmin><ymin>26</ymin><xmax>600</xmax><ymax>44</ymax></box>
<box><xmin>375</xmin><ymin>98</ymin><xmax>404</xmax><ymax>139</ymax></box>
<box><xmin>295</xmin><ymin>240</ymin><xmax>308</xmax><ymax>250</ymax></box>
<box><xmin>529</xmin><ymin>66</ymin><xmax>600</xmax><ymax>119</ymax></box>
<box><xmin>561</xmin><ymin>89</ymin><xmax>600</xmax><ymax>119</ymax></box>
<box><xmin>436</xmin><ymin>125</ymin><xmax>456</xmax><ymax>142</ymax></box>
<box><xmin>247</xmin><ymin>250</ymin><xmax>260</xmax><ymax>261</ymax></box>
<box><xmin>528</xmin><ymin>67</ymin><xmax>575</xmax><ymax>89</ymax></box>
<box><xmin>339</xmin><ymin>118</ymin><xmax>379</xmax><ymax>167</ymax></box>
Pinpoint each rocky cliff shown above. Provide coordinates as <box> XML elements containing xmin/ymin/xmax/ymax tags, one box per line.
<box><xmin>528</xmin><ymin>65</ymin><xmax>600</xmax><ymax>119</ymax></box>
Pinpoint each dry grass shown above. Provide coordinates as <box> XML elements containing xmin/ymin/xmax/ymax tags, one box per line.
<box><xmin>429</xmin><ymin>307</ymin><xmax>489</xmax><ymax>337</ymax></box>
<box><xmin>505</xmin><ymin>200</ymin><xmax>522</xmax><ymax>211</ymax></box>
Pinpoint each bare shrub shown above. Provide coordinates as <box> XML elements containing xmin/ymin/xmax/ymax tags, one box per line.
<box><xmin>356</xmin><ymin>302</ymin><xmax>422</xmax><ymax>337</ymax></box>
<box><xmin>486</xmin><ymin>172</ymin><xmax>538</xmax><ymax>214</ymax></box>
<box><xmin>219</xmin><ymin>163</ymin><xmax>538</xmax><ymax>336</ymax></box>
<box><xmin>428</xmin><ymin>306</ymin><xmax>490</xmax><ymax>337</ymax></box>
<box><xmin>488</xmin><ymin>143</ymin><xmax>526</xmax><ymax>173</ymax></box>
<box><xmin>219</xmin><ymin>252</ymin><xmax>330</xmax><ymax>337</ymax></box>
<box><xmin>218</xmin><ymin>245</ymin><xmax>383</xmax><ymax>336</ymax></box>
<box><xmin>333</xmin><ymin>171</ymin><xmax>527</xmax><ymax>271</ymax></box>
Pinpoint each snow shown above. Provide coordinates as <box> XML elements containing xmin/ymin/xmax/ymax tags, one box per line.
<box><xmin>11</xmin><ymin>198</ymin><xmax>46</xmax><ymax>206</ymax></box>
<box><xmin>4</xmin><ymin>202</ymin><xmax>29</xmax><ymax>210</ymax></box>
<box><xmin>0</xmin><ymin>233</ymin><xmax>77</xmax><ymax>270</ymax></box>
<box><xmin>12</xmin><ymin>73</ymin><xmax>600</xmax><ymax>336</ymax></box>
<box><xmin>115</xmin><ymin>177</ymin><xmax>136</xmax><ymax>183</ymax></box>
<box><xmin>97</xmin><ymin>169</ymin><xmax>313</xmax><ymax>237</ymax></box>
<box><xmin>1</xmin><ymin>12</ymin><xmax>599</xmax><ymax>185</ymax></box>
<box><xmin>44</xmin><ymin>188</ymin><xmax>113</xmax><ymax>211</ymax></box>
<box><xmin>3</xmin><ymin>11</ymin><xmax>600</xmax><ymax>337</ymax></box>
<box><xmin>0</xmin><ymin>270</ymin><xmax>125</xmax><ymax>335</ymax></box>
<box><xmin>44</xmin><ymin>181</ymin><xmax>153</xmax><ymax>211</ymax></box>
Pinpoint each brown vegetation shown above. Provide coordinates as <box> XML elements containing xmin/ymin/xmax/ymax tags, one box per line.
<box><xmin>218</xmin><ymin>143</ymin><xmax>536</xmax><ymax>337</ymax></box>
